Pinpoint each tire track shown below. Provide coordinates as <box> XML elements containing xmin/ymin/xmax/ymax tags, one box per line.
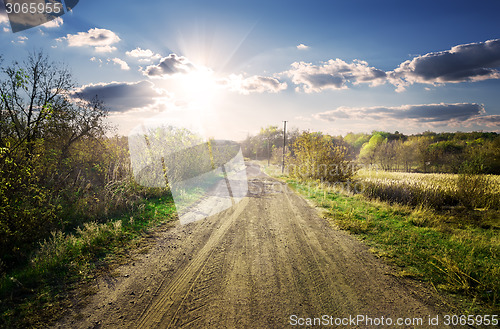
<box><xmin>133</xmin><ymin>197</ymin><xmax>249</xmax><ymax>329</ymax></box>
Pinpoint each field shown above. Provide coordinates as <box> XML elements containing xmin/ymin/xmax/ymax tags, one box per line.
<box><xmin>357</xmin><ymin>169</ymin><xmax>500</xmax><ymax>211</ymax></box>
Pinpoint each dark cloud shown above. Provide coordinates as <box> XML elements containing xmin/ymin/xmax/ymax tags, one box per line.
<box><xmin>72</xmin><ymin>80</ymin><xmax>167</xmax><ymax>112</ymax></box>
<box><xmin>144</xmin><ymin>54</ymin><xmax>195</xmax><ymax>77</ymax></box>
<box><xmin>390</xmin><ymin>39</ymin><xmax>500</xmax><ymax>90</ymax></box>
<box><xmin>314</xmin><ymin>103</ymin><xmax>485</xmax><ymax>124</ymax></box>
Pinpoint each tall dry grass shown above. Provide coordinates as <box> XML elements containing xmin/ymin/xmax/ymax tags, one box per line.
<box><xmin>357</xmin><ymin>169</ymin><xmax>500</xmax><ymax>210</ymax></box>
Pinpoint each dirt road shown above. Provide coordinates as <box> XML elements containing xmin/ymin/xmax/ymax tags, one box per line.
<box><xmin>55</xmin><ymin>163</ymin><xmax>454</xmax><ymax>328</ymax></box>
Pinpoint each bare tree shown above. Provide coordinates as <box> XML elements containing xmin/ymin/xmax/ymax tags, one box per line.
<box><xmin>0</xmin><ymin>51</ymin><xmax>108</xmax><ymax>157</ymax></box>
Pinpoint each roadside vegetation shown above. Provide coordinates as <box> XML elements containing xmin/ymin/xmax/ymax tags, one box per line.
<box><xmin>0</xmin><ymin>52</ymin><xmax>176</xmax><ymax>327</ymax></box>
<box><xmin>285</xmin><ymin>178</ymin><xmax>499</xmax><ymax>312</ymax></box>
<box><xmin>248</xmin><ymin>126</ymin><xmax>499</xmax><ymax>312</ymax></box>
<box><xmin>0</xmin><ymin>196</ymin><xmax>176</xmax><ymax>328</ymax></box>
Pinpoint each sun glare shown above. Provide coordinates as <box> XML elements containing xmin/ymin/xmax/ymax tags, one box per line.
<box><xmin>179</xmin><ymin>69</ymin><xmax>220</xmax><ymax>109</ymax></box>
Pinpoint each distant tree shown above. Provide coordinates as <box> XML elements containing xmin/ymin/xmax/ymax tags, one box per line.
<box><xmin>259</xmin><ymin>126</ymin><xmax>281</xmax><ymax>164</ymax></box>
<box><xmin>358</xmin><ymin>133</ymin><xmax>385</xmax><ymax>166</ymax></box>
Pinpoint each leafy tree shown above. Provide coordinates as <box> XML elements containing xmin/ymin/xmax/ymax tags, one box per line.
<box><xmin>358</xmin><ymin>133</ymin><xmax>385</xmax><ymax>166</ymax></box>
<box><xmin>0</xmin><ymin>51</ymin><xmax>109</xmax><ymax>267</ymax></box>
<box><xmin>288</xmin><ymin>131</ymin><xmax>355</xmax><ymax>183</ymax></box>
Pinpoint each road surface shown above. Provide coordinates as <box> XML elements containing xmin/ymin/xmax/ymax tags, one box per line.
<box><xmin>55</xmin><ymin>163</ymin><xmax>454</xmax><ymax>328</ymax></box>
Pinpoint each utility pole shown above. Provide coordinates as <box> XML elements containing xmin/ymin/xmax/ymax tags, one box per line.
<box><xmin>282</xmin><ymin>121</ymin><xmax>287</xmax><ymax>173</ymax></box>
<box><xmin>267</xmin><ymin>138</ymin><xmax>270</xmax><ymax>166</ymax></box>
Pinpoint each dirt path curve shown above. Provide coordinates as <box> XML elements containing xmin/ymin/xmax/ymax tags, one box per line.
<box><xmin>55</xmin><ymin>163</ymin><xmax>455</xmax><ymax>328</ymax></box>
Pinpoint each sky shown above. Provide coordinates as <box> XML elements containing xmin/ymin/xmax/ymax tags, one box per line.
<box><xmin>1</xmin><ymin>0</ymin><xmax>500</xmax><ymax>140</ymax></box>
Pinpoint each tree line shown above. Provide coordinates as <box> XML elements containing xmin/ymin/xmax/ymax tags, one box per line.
<box><xmin>241</xmin><ymin>127</ymin><xmax>500</xmax><ymax>175</ymax></box>
<box><xmin>348</xmin><ymin>131</ymin><xmax>500</xmax><ymax>174</ymax></box>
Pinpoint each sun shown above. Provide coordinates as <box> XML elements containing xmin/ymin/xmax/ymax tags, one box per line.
<box><xmin>150</xmin><ymin>62</ymin><xmax>224</xmax><ymax>139</ymax></box>
<box><xmin>178</xmin><ymin>68</ymin><xmax>221</xmax><ymax>109</ymax></box>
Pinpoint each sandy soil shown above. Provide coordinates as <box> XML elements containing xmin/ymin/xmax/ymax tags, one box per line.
<box><xmin>54</xmin><ymin>163</ymin><xmax>456</xmax><ymax>328</ymax></box>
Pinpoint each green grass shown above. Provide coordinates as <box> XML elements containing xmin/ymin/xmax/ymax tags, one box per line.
<box><xmin>0</xmin><ymin>195</ymin><xmax>177</xmax><ymax>329</ymax></box>
<box><xmin>260</xmin><ymin>162</ymin><xmax>499</xmax><ymax>313</ymax></box>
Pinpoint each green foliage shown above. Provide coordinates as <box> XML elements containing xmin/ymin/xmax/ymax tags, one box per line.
<box><xmin>0</xmin><ymin>52</ymin><xmax>171</xmax><ymax>272</ymax></box>
<box><xmin>0</xmin><ymin>51</ymin><xmax>180</xmax><ymax>328</ymax></box>
<box><xmin>240</xmin><ymin>125</ymin><xmax>300</xmax><ymax>162</ymax></box>
<box><xmin>358</xmin><ymin>133</ymin><xmax>386</xmax><ymax>165</ymax></box>
<box><xmin>343</xmin><ymin>132</ymin><xmax>370</xmax><ymax>151</ymax></box>
<box><xmin>287</xmin><ymin>131</ymin><xmax>356</xmax><ymax>183</ymax></box>
<box><xmin>0</xmin><ymin>141</ymin><xmax>59</xmax><ymax>266</ymax></box>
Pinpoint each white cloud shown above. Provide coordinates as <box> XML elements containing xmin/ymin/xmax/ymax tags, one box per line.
<box><xmin>466</xmin><ymin>115</ymin><xmax>500</xmax><ymax>129</ymax></box>
<box><xmin>284</xmin><ymin>39</ymin><xmax>500</xmax><ymax>93</ymax></box>
<box><xmin>297</xmin><ymin>44</ymin><xmax>309</xmax><ymax>50</ymax></box>
<box><xmin>3</xmin><ymin>27</ymin><xmax>9</xmax><ymax>33</ymax></box>
<box><xmin>59</xmin><ymin>28</ymin><xmax>120</xmax><ymax>52</ymax></box>
<box><xmin>219</xmin><ymin>74</ymin><xmax>288</xmax><ymax>94</ymax></box>
<box><xmin>12</xmin><ymin>36</ymin><xmax>28</xmax><ymax>44</ymax></box>
<box><xmin>110</xmin><ymin>58</ymin><xmax>130</xmax><ymax>71</ymax></box>
<box><xmin>41</xmin><ymin>17</ymin><xmax>63</xmax><ymax>28</ymax></box>
<box><xmin>90</xmin><ymin>57</ymin><xmax>103</xmax><ymax>66</ymax></box>
<box><xmin>286</xmin><ymin>59</ymin><xmax>387</xmax><ymax>93</ymax></box>
<box><xmin>0</xmin><ymin>11</ymin><xmax>8</xmax><ymax>25</ymax></box>
<box><xmin>126</xmin><ymin>47</ymin><xmax>161</xmax><ymax>61</ymax></box>
<box><xmin>389</xmin><ymin>39</ymin><xmax>500</xmax><ymax>91</ymax></box>
<box><xmin>314</xmin><ymin>103</ymin><xmax>486</xmax><ymax>125</ymax></box>
<box><xmin>95</xmin><ymin>45</ymin><xmax>117</xmax><ymax>53</ymax></box>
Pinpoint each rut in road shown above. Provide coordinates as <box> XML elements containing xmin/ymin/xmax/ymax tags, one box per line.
<box><xmin>55</xmin><ymin>164</ymin><xmax>453</xmax><ymax>329</ymax></box>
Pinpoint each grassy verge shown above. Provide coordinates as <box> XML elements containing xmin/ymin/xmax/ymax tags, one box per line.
<box><xmin>0</xmin><ymin>195</ymin><xmax>177</xmax><ymax>329</ymax></box>
<box><xmin>262</xmin><ymin>163</ymin><xmax>499</xmax><ymax>313</ymax></box>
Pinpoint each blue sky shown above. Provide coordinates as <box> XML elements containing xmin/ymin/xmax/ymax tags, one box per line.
<box><xmin>1</xmin><ymin>0</ymin><xmax>499</xmax><ymax>140</ymax></box>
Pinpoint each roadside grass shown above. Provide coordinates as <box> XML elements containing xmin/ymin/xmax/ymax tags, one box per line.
<box><xmin>0</xmin><ymin>195</ymin><xmax>177</xmax><ymax>329</ymax></box>
<box><xmin>260</xmin><ymin>163</ymin><xmax>499</xmax><ymax>313</ymax></box>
